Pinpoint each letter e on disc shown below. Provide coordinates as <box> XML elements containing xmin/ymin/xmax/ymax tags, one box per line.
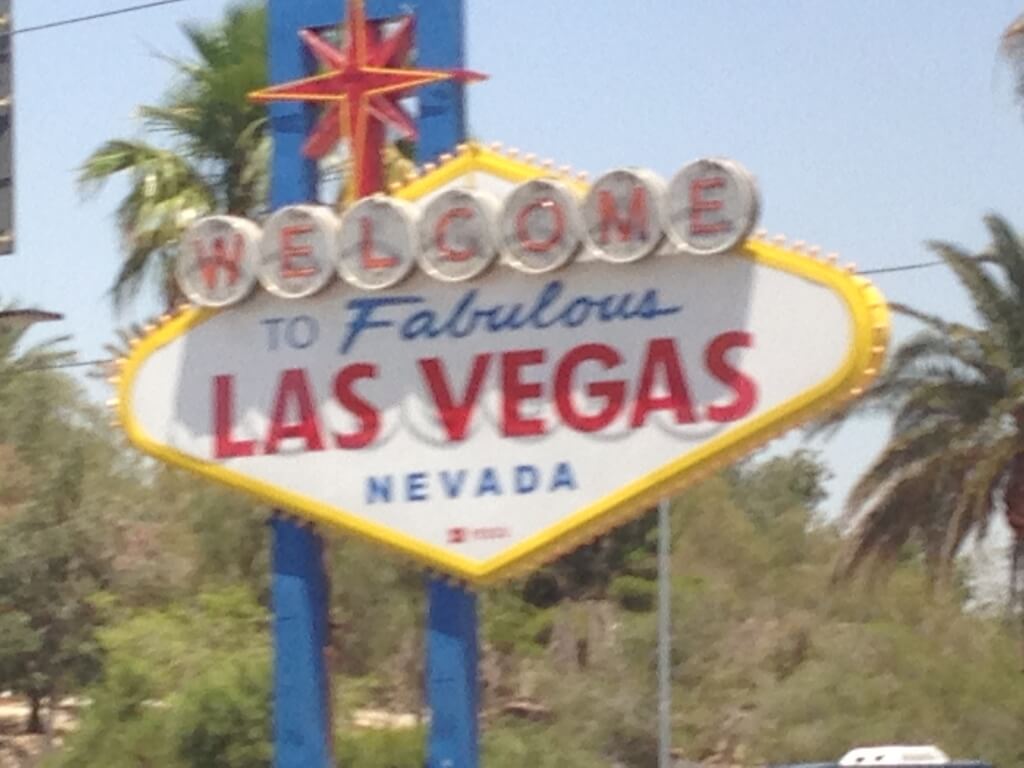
<box><xmin>666</xmin><ymin>158</ymin><xmax>760</xmax><ymax>255</ymax></box>
<box><xmin>258</xmin><ymin>205</ymin><xmax>338</xmax><ymax>298</ymax></box>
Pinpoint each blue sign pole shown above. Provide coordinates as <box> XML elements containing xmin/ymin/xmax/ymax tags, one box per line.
<box><xmin>426</xmin><ymin>578</ymin><xmax>479</xmax><ymax>768</ymax></box>
<box><xmin>266</xmin><ymin>1</ymin><xmax>473</xmax><ymax>766</ymax></box>
<box><xmin>407</xmin><ymin>5</ymin><xmax>480</xmax><ymax>766</ymax></box>
<box><xmin>266</xmin><ymin>2</ymin><xmax>331</xmax><ymax>765</ymax></box>
<box><xmin>270</xmin><ymin>518</ymin><xmax>333</xmax><ymax>767</ymax></box>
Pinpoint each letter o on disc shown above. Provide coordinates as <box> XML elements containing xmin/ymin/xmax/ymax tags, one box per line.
<box><xmin>499</xmin><ymin>179</ymin><xmax>584</xmax><ymax>274</ymax></box>
<box><xmin>665</xmin><ymin>158</ymin><xmax>760</xmax><ymax>256</ymax></box>
<box><xmin>258</xmin><ymin>205</ymin><xmax>339</xmax><ymax>298</ymax></box>
<box><xmin>582</xmin><ymin>168</ymin><xmax>666</xmax><ymax>263</ymax></box>
<box><xmin>337</xmin><ymin>196</ymin><xmax>418</xmax><ymax>290</ymax></box>
<box><xmin>176</xmin><ymin>215</ymin><xmax>261</xmax><ymax>308</ymax></box>
<box><xmin>418</xmin><ymin>188</ymin><xmax>500</xmax><ymax>282</ymax></box>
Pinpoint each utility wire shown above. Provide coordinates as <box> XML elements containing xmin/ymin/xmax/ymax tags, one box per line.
<box><xmin>13</xmin><ymin>0</ymin><xmax>191</xmax><ymax>36</ymax></box>
<box><xmin>860</xmin><ymin>260</ymin><xmax>944</xmax><ymax>276</ymax></box>
<box><xmin>16</xmin><ymin>359</ymin><xmax>111</xmax><ymax>373</ymax></box>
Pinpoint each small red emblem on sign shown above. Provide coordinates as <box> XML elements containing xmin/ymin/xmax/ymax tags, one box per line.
<box><xmin>447</xmin><ymin>527</ymin><xmax>467</xmax><ymax>544</ymax></box>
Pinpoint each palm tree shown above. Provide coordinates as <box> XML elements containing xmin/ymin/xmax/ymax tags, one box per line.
<box><xmin>828</xmin><ymin>215</ymin><xmax>1024</xmax><ymax>612</ymax></box>
<box><xmin>79</xmin><ymin>3</ymin><xmax>419</xmax><ymax>312</ymax></box>
<box><xmin>78</xmin><ymin>3</ymin><xmax>268</xmax><ymax>310</ymax></box>
<box><xmin>1002</xmin><ymin>13</ymin><xmax>1024</xmax><ymax>113</ymax></box>
<box><xmin>0</xmin><ymin>304</ymin><xmax>70</xmax><ymax>524</ymax></box>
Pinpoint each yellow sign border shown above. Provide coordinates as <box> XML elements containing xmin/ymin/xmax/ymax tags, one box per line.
<box><xmin>114</xmin><ymin>143</ymin><xmax>889</xmax><ymax>585</ymax></box>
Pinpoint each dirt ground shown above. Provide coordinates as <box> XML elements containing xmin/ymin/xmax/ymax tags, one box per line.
<box><xmin>0</xmin><ymin>696</ymin><xmax>77</xmax><ymax>768</ymax></box>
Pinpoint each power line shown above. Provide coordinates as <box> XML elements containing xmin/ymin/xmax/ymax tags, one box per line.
<box><xmin>860</xmin><ymin>260</ymin><xmax>944</xmax><ymax>276</ymax></box>
<box><xmin>38</xmin><ymin>358</ymin><xmax>110</xmax><ymax>371</ymax></box>
<box><xmin>14</xmin><ymin>359</ymin><xmax>110</xmax><ymax>373</ymax></box>
<box><xmin>13</xmin><ymin>0</ymin><xmax>191</xmax><ymax>36</ymax></box>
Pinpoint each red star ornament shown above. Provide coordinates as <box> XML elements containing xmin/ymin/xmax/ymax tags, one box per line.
<box><xmin>250</xmin><ymin>0</ymin><xmax>486</xmax><ymax>199</ymax></box>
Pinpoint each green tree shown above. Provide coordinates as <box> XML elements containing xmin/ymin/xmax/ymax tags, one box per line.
<box><xmin>51</xmin><ymin>587</ymin><xmax>270</xmax><ymax>768</ymax></box>
<box><xmin>78</xmin><ymin>3</ymin><xmax>268</xmax><ymax>309</ymax></box>
<box><xmin>0</xmin><ymin>307</ymin><xmax>109</xmax><ymax>736</ymax></box>
<box><xmin>0</xmin><ymin>307</ymin><xmax>69</xmax><ymax>515</ymax></box>
<box><xmin>0</xmin><ymin>441</ymin><xmax>107</xmax><ymax>734</ymax></box>
<box><xmin>77</xmin><ymin>3</ymin><xmax>417</xmax><ymax>313</ymax></box>
<box><xmin>0</xmin><ymin>383</ymin><xmax>113</xmax><ymax>735</ymax></box>
<box><xmin>822</xmin><ymin>215</ymin><xmax>1024</xmax><ymax>604</ymax></box>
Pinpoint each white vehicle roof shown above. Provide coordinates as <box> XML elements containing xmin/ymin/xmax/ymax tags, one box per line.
<box><xmin>839</xmin><ymin>746</ymin><xmax>951</xmax><ymax>766</ymax></box>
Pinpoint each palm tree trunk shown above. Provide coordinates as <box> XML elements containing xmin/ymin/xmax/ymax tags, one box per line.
<box><xmin>27</xmin><ymin>692</ymin><xmax>42</xmax><ymax>734</ymax></box>
<box><xmin>1004</xmin><ymin>453</ymin><xmax>1024</xmax><ymax>603</ymax></box>
<box><xmin>1011</xmin><ymin>534</ymin><xmax>1024</xmax><ymax>615</ymax></box>
<box><xmin>1011</xmin><ymin>535</ymin><xmax>1024</xmax><ymax>667</ymax></box>
<box><xmin>1003</xmin><ymin>456</ymin><xmax>1024</xmax><ymax>665</ymax></box>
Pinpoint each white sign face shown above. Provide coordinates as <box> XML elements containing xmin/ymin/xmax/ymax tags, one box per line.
<box><xmin>119</xmin><ymin>146</ymin><xmax>887</xmax><ymax>583</ymax></box>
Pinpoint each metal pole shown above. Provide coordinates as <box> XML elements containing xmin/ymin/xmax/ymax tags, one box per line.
<box><xmin>270</xmin><ymin>518</ymin><xmax>333</xmax><ymax>767</ymax></box>
<box><xmin>266</xmin><ymin>3</ymin><xmax>332</xmax><ymax>765</ymax></box>
<box><xmin>426</xmin><ymin>579</ymin><xmax>479</xmax><ymax>768</ymax></box>
<box><xmin>658</xmin><ymin>498</ymin><xmax>672</xmax><ymax>768</ymax></box>
<box><xmin>264</xmin><ymin>2</ymin><xmax>472</xmax><ymax>765</ymax></box>
<box><xmin>0</xmin><ymin>0</ymin><xmax>13</xmax><ymax>255</ymax></box>
<box><xmin>412</xmin><ymin>3</ymin><xmax>480</xmax><ymax>766</ymax></box>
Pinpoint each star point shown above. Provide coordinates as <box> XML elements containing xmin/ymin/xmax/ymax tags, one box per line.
<box><xmin>250</xmin><ymin>0</ymin><xmax>487</xmax><ymax>199</ymax></box>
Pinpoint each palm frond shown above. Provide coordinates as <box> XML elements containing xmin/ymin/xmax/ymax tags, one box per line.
<box><xmin>844</xmin><ymin>422</ymin><xmax>961</xmax><ymax>518</ymax></box>
<box><xmin>927</xmin><ymin>240</ymin><xmax>1016</xmax><ymax>348</ymax></box>
<box><xmin>943</xmin><ymin>436</ymin><xmax>1018</xmax><ymax>557</ymax></box>
<box><xmin>835</xmin><ymin>467</ymin><xmax>937</xmax><ymax>579</ymax></box>
<box><xmin>982</xmin><ymin>214</ymin><xmax>1024</xmax><ymax>302</ymax></box>
<box><xmin>891</xmin><ymin>376</ymin><xmax>1004</xmax><ymax>437</ymax></box>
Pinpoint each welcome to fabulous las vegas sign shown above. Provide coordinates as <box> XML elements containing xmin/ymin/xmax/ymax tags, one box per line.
<box><xmin>107</xmin><ymin>0</ymin><xmax>888</xmax><ymax>584</ymax></box>
<box><xmin>111</xmin><ymin>142</ymin><xmax>888</xmax><ymax>584</ymax></box>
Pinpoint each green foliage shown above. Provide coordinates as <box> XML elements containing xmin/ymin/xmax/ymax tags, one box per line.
<box><xmin>174</xmin><ymin>656</ymin><xmax>271</xmax><ymax>768</ymax></box>
<box><xmin>327</xmin><ymin>537</ymin><xmax>424</xmax><ymax>692</ymax></box>
<box><xmin>78</xmin><ymin>2</ymin><xmax>267</xmax><ymax>309</ymax></box>
<box><xmin>50</xmin><ymin>587</ymin><xmax>269</xmax><ymax>768</ymax></box>
<box><xmin>535</xmin><ymin>511</ymin><xmax>659</xmax><ymax>602</ymax></box>
<box><xmin>335</xmin><ymin>727</ymin><xmax>425</xmax><ymax>768</ymax></box>
<box><xmin>5</xmin><ymin>444</ymin><xmax>1016</xmax><ymax>768</ymax></box>
<box><xmin>0</xmin><ymin>337</ymin><xmax>118</xmax><ymax>731</ymax></box>
<box><xmin>609</xmin><ymin>575</ymin><xmax>656</xmax><ymax>612</ymax></box>
<box><xmin>483</xmin><ymin>590</ymin><xmax>552</xmax><ymax>654</ymax></box>
<box><xmin>482</xmin><ymin>720</ymin><xmax>597</xmax><ymax>768</ymax></box>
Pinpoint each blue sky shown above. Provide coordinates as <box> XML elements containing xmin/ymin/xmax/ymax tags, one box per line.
<box><xmin>4</xmin><ymin>1</ymin><xmax>1024</xmax><ymax>547</ymax></box>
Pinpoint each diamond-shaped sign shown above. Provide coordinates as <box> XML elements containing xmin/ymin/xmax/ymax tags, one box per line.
<box><xmin>115</xmin><ymin>145</ymin><xmax>887</xmax><ymax>584</ymax></box>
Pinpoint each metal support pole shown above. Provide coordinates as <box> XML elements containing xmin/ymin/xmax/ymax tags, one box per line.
<box><xmin>658</xmin><ymin>498</ymin><xmax>672</xmax><ymax>768</ymax></box>
<box><xmin>409</xmin><ymin>3</ymin><xmax>480</xmax><ymax>766</ymax></box>
<box><xmin>426</xmin><ymin>579</ymin><xmax>479</xmax><ymax>768</ymax></box>
<box><xmin>0</xmin><ymin>0</ymin><xmax>12</xmax><ymax>255</ymax></box>
<box><xmin>271</xmin><ymin>518</ymin><xmax>333</xmax><ymax>767</ymax></box>
<box><xmin>266</xmin><ymin>2</ymin><xmax>473</xmax><ymax>764</ymax></box>
<box><xmin>266</xmin><ymin>3</ymin><xmax>331</xmax><ymax>764</ymax></box>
